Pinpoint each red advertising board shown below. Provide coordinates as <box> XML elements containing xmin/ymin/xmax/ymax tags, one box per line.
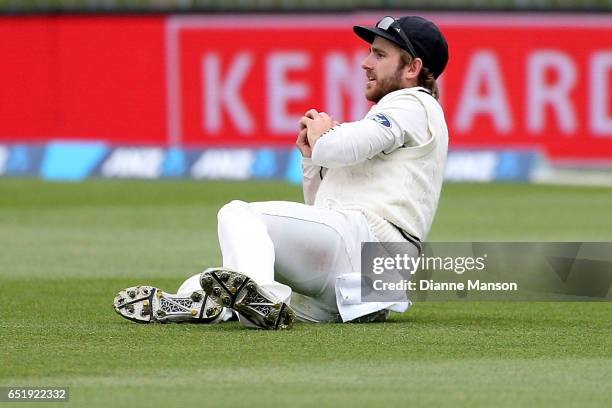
<box><xmin>0</xmin><ymin>15</ymin><xmax>166</xmax><ymax>144</ymax></box>
<box><xmin>1</xmin><ymin>14</ymin><xmax>612</xmax><ymax>160</ymax></box>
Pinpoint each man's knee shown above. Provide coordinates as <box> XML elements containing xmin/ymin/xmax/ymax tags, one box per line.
<box><xmin>217</xmin><ymin>200</ymin><xmax>249</xmax><ymax>224</ymax></box>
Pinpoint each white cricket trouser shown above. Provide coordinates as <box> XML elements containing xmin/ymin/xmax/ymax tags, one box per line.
<box><xmin>177</xmin><ymin>200</ymin><xmax>410</xmax><ymax>324</ymax></box>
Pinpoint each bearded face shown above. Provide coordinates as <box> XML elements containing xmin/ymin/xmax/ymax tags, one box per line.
<box><xmin>362</xmin><ymin>36</ymin><xmax>411</xmax><ymax>103</ymax></box>
<box><xmin>364</xmin><ymin>64</ymin><xmax>406</xmax><ymax>103</ymax></box>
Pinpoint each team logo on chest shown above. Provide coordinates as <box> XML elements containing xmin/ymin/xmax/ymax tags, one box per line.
<box><xmin>369</xmin><ymin>113</ymin><xmax>392</xmax><ymax>128</ymax></box>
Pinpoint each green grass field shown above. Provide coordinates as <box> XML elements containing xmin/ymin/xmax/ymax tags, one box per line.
<box><xmin>1</xmin><ymin>180</ymin><xmax>611</xmax><ymax>407</ymax></box>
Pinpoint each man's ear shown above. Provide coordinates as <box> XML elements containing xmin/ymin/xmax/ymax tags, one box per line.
<box><xmin>410</xmin><ymin>58</ymin><xmax>423</xmax><ymax>78</ymax></box>
<box><xmin>406</xmin><ymin>58</ymin><xmax>423</xmax><ymax>79</ymax></box>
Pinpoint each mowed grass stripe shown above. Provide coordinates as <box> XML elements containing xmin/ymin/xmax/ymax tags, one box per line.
<box><xmin>0</xmin><ymin>180</ymin><xmax>611</xmax><ymax>407</ymax></box>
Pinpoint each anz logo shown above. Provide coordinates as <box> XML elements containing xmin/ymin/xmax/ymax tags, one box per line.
<box><xmin>369</xmin><ymin>113</ymin><xmax>392</xmax><ymax>128</ymax></box>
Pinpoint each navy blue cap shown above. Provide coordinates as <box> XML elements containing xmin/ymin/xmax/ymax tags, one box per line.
<box><xmin>354</xmin><ymin>16</ymin><xmax>449</xmax><ymax>79</ymax></box>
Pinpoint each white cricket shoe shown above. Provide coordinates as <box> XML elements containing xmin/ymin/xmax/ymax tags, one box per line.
<box><xmin>113</xmin><ymin>285</ymin><xmax>224</xmax><ymax>324</ymax></box>
<box><xmin>199</xmin><ymin>267</ymin><xmax>295</xmax><ymax>330</ymax></box>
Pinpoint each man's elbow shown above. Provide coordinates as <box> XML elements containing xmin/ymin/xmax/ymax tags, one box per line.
<box><xmin>311</xmin><ymin>153</ymin><xmax>344</xmax><ymax>169</ymax></box>
<box><xmin>311</xmin><ymin>144</ymin><xmax>358</xmax><ymax>168</ymax></box>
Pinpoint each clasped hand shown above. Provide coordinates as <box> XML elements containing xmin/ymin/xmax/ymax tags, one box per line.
<box><xmin>296</xmin><ymin>109</ymin><xmax>338</xmax><ymax>158</ymax></box>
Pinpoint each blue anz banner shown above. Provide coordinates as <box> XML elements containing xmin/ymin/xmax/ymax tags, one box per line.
<box><xmin>0</xmin><ymin>143</ymin><xmax>542</xmax><ymax>183</ymax></box>
<box><xmin>0</xmin><ymin>144</ymin><xmax>46</xmax><ymax>177</ymax></box>
<box><xmin>42</xmin><ymin>142</ymin><xmax>109</xmax><ymax>181</ymax></box>
<box><xmin>444</xmin><ymin>150</ymin><xmax>541</xmax><ymax>182</ymax></box>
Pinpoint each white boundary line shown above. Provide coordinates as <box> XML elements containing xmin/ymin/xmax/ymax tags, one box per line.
<box><xmin>165</xmin><ymin>18</ymin><xmax>182</xmax><ymax>146</ymax></box>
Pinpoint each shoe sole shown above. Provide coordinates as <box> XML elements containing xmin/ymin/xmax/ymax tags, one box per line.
<box><xmin>200</xmin><ymin>268</ymin><xmax>295</xmax><ymax>330</ymax></box>
<box><xmin>113</xmin><ymin>285</ymin><xmax>223</xmax><ymax>324</ymax></box>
